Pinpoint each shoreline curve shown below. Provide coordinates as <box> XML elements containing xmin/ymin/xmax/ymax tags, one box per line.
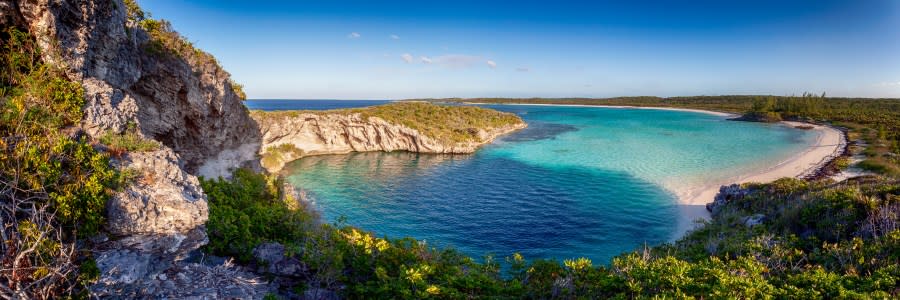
<box><xmin>462</xmin><ymin>102</ymin><xmax>846</xmax><ymax>240</ymax></box>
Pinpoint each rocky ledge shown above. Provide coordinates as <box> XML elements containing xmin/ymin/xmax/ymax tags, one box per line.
<box><xmin>249</xmin><ymin>105</ymin><xmax>527</xmax><ymax>173</ymax></box>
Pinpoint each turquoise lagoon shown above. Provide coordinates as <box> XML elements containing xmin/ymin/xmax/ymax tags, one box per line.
<box><xmin>275</xmin><ymin>103</ymin><xmax>818</xmax><ymax>263</ymax></box>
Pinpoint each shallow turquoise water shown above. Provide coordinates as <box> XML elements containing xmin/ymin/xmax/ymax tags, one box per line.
<box><xmin>283</xmin><ymin>104</ymin><xmax>817</xmax><ymax>263</ymax></box>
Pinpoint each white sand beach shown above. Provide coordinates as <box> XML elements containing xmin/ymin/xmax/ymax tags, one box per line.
<box><xmin>670</xmin><ymin>121</ymin><xmax>845</xmax><ymax>238</ymax></box>
<box><xmin>464</xmin><ymin>102</ymin><xmax>846</xmax><ymax>239</ymax></box>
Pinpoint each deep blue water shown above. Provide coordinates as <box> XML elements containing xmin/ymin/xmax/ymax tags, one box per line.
<box><xmin>251</xmin><ymin>100</ymin><xmax>818</xmax><ymax>264</ymax></box>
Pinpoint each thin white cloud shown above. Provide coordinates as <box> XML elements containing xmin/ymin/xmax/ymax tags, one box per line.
<box><xmin>420</xmin><ymin>56</ymin><xmax>433</xmax><ymax>64</ymax></box>
<box><xmin>486</xmin><ymin>60</ymin><xmax>497</xmax><ymax>68</ymax></box>
<box><xmin>401</xmin><ymin>53</ymin><xmax>414</xmax><ymax>63</ymax></box>
<box><xmin>390</xmin><ymin>34</ymin><xmax>400</xmax><ymax>40</ymax></box>
<box><xmin>516</xmin><ymin>67</ymin><xmax>529</xmax><ymax>72</ymax></box>
<box><xmin>873</xmin><ymin>81</ymin><xmax>900</xmax><ymax>87</ymax></box>
<box><xmin>348</xmin><ymin>32</ymin><xmax>361</xmax><ymax>39</ymax></box>
<box><xmin>430</xmin><ymin>54</ymin><xmax>482</xmax><ymax>68</ymax></box>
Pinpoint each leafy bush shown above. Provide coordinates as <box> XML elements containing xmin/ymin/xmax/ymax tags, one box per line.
<box><xmin>229</xmin><ymin>79</ymin><xmax>247</xmax><ymax>100</ymax></box>
<box><xmin>1</xmin><ymin>27</ymin><xmax>119</xmax><ymax>298</ymax></box>
<box><xmin>201</xmin><ymin>169</ymin><xmax>317</xmax><ymax>262</ymax></box>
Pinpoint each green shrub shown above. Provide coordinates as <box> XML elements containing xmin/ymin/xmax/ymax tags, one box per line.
<box><xmin>99</xmin><ymin>125</ymin><xmax>160</xmax><ymax>153</ymax></box>
<box><xmin>859</xmin><ymin>159</ymin><xmax>900</xmax><ymax>176</ymax></box>
<box><xmin>260</xmin><ymin>144</ymin><xmax>304</xmax><ymax>171</ymax></box>
<box><xmin>1</xmin><ymin>27</ymin><xmax>120</xmax><ymax>297</ymax></box>
<box><xmin>833</xmin><ymin>156</ymin><xmax>852</xmax><ymax>170</ymax></box>
<box><xmin>230</xmin><ymin>79</ymin><xmax>247</xmax><ymax>100</ymax></box>
<box><xmin>201</xmin><ymin>169</ymin><xmax>316</xmax><ymax>262</ymax></box>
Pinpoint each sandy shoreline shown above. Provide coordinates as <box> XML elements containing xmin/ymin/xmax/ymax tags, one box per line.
<box><xmin>669</xmin><ymin>121</ymin><xmax>845</xmax><ymax>238</ymax></box>
<box><xmin>463</xmin><ymin>102</ymin><xmax>738</xmax><ymax>117</ymax></box>
<box><xmin>464</xmin><ymin>102</ymin><xmax>846</xmax><ymax>239</ymax></box>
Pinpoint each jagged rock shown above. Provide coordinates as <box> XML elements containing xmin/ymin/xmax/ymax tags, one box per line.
<box><xmin>706</xmin><ymin>184</ymin><xmax>753</xmax><ymax>216</ymax></box>
<box><xmin>304</xmin><ymin>288</ymin><xmax>340</xmax><ymax>300</ymax></box>
<box><xmin>253</xmin><ymin>112</ymin><xmax>527</xmax><ymax>172</ymax></box>
<box><xmin>107</xmin><ymin>148</ymin><xmax>208</xmax><ymax>237</ymax></box>
<box><xmin>92</xmin><ymin>258</ymin><xmax>275</xmax><ymax>299</ymax></box>
<box><xmin>7</xmin><ymin>0</ymin><xmax>262</xmax><ymax>177</ymax></box>
<box><xmin>253</xmin><ymin>243</ymin><xmax>307</xmax><ymax>277</ymax></box>
<box><xmin>741</xmin><ymin>214</ymin><xmax>767</xmax><ymax>227</ymax></box>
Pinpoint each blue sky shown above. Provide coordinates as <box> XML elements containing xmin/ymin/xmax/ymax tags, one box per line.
<box><xmin>138</xmin><ymin>0</ymin><xmax>900</xmax><ymax>99</ymax></box>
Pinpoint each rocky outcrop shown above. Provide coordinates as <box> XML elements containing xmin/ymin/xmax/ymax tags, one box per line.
<box><xmin>4</xmin><ymin>0</ymin><xmax>261</xmax><ymax>176</ymax></box>
<box><xmin>106</xmin><ymin>149</ymin><xmax>208</xmax><ymax>237</ymax></box>
<box><xmin>705</xmin><ymin>184</ymin><xmax>753</xmax><ymax>216</ymax></box>
<box><xmin>253</xmin><ymin>112</ymin><xmax>527</xmax><ymax>172</ymax></box>
<box><xmin>2</xmin><ymin>0</ymin><xmax>265</xmax><ymax>297</ymax></box>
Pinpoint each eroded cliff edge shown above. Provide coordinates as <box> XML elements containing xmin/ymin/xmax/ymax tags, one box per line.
<box><xmin>249</xmin><ymin>102</ymin><xmax>527</xmax><ymax>172</ymax></box>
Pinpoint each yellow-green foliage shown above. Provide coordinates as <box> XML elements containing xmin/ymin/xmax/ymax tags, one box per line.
<box><xmin>201</xmin><ymin>169</ymin><xmax>317</xmax><ymax>262</ymax></box>
<box><xmin>1</xmin><ymin>27</ymin><xmax>120</xmax><ymax>297</ymax></box>
<box><xmin>252</xmin><ymin>102</ymin><xmax>524</xmax><ymax>144</ymax></box>
<box><xmin>204</xmin><ymin>167</ymin><xmax>900</xmax><ymax>298</ymax></box>
<box><xmin>1</xmin><ymin>28</ymin><xmax>117</xmax><ymax>234</ymax></box>
<box><xmin>356</xmin><ymin>102</ymin><xmax>523</xmax><ymax>143</ymax></box>
<box><xmin>229</xmin><ymin>79</ymin><xmax>247</xmax><ymax>100</ymax></box>
<box><xmin>99</xmin><ymin>124</ymin><xmax>160</xmax><ymax>153</ymax></box>
<box><xmin>260</xmin><ymin>143</ymin><xmax>304</xmax><ymax>171</ymax></box>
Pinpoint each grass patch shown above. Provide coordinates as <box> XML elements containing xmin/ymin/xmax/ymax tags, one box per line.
<box><xmin>99</xmin><ymin>127</ymin><xmax>160</xmax><ymax>153</ymax></box>
<box><xmin>260</xmin><ymin>144</ymin><xmax>304</xmax><ymax>171</ymax></box>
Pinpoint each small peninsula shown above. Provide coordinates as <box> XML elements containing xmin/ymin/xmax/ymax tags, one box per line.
<box><xmin>249</xmin><ymin>102</ymin><xmax>526</xmax><ymax>172</ymax></box>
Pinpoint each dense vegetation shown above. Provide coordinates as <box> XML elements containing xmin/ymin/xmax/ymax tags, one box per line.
<box><xmin>251</xmin><ymin>102</ymin><xmax>524</xmax><ymax>144</ymax></box>
<box><xmin>204</xmin><ymin>170</ymin><xmax>900</xmax><ymax>298</ymax></box>
<box><xmin>424</xmin><ymin>96</ymin><xmax>900</xmax><ymax>177</ymax></box>
<box><xmin>0</xmin><ymin>28</ymin><xmax>121</xmax><ymax>298</ymax></box>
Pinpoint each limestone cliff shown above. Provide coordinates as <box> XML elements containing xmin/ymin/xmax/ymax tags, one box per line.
<box><xmin>2</xmin><ymin>0</ymin><xmax>267</xmax><ymax>297</ymax></box>
<box><xmin>252</xmin><ymin>109</ymin><xmax>527</xmax><ymax>172</ymax></box>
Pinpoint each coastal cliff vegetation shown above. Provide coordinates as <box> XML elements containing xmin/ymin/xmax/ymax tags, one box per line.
<box><xmin>252</xmin><ymin>102</ymin><xmax>524</xmax><ymax>144</ymax></box>
<box><xmin>0</xmin><ymin>28</ymin><xmax>120</xmax><ymax>298</ymax></box>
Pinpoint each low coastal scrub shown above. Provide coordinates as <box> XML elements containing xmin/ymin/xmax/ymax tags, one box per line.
<box><xmin>260</xmin><ymin>144</ymin><xmax>305</xmax><ymax>171</ymax></box>
<box><xmin>252</xmin><ymin>102</ymin><xmax>524</xmax><ymax>144</ymax></box>
<box><xmin>99</xmin><ymin>124</ymin><xmax>161</xmax><ymax>154</ymax></box>
<box><xmin>204</xmin><ymin>169</ymin><xmax>900</xmax><ymax>298</ymax></box>
<box><xmin>1</xmin><ymin>28</ymin><xmax>119</xmax><ymax>298</ymax></box>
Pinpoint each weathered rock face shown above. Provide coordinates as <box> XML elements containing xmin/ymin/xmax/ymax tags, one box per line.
<box><xmin>253</xmin><ymin>112</ymin><xmax>527</xmax><ymax>172</ymax></box>
<box><xmin>106</xmin><ymin>148</ymin><xmax>207</xmax><ymax>237</ymax></box>
<box><xmin>4</xmin><ymin>0</ymin><xmax>261</xmax><ymax>176</ymax></box>
<box><xmin>2</xmin><ymin>0</ymin><xmax>265</xmax><ymax>297</ymax></box>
